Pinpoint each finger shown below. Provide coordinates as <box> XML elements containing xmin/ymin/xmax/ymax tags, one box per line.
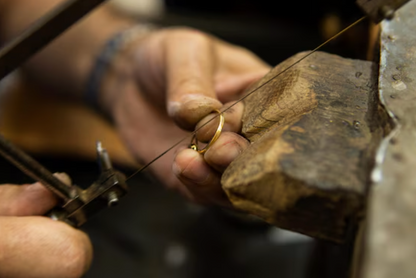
<box><xmin>165</xmin><ymin>28</ymin><xmax>222</xmax><ymax>130</ymax></box>
<box><xmin>0</xmin><ymin>216</ymin><xmax>92</xmax><ymax>278</ymax></box>
<box><xmin>0</xmin><ymin>172</ymin><xmax>71</xmax><ymax>216</ymax></box>
<box><xmin>173</xmin><ymin>148</ymin><xmax>230</xmax><ymax>207</ymax></box>
<box><xmin>204</xmin><ymin>132</ymin><xmax>249</xmax><ymax>173</ymax></box>
<box><xmin>195</xmin><ymin>102</ymin><xmax>244</xmax><ymax>143</ymax></box>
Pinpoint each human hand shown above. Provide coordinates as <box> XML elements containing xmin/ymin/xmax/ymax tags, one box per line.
<box><xmin>0</xmin><ymin>173</ymin><xmax>92</xmax><ymax>278</ymax></box>
<box><xmin>100</xmin><ymin>27</ymin><xmax>270</xmax><ymax>206</ymax></box>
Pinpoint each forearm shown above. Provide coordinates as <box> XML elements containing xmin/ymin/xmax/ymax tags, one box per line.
<box><xmin>0</xmin><ymin>0</ymin><xmax>134</xmax><ymax>99</ymax></box>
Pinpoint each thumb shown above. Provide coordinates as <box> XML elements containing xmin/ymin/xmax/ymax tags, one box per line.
<box><xmin>164</xmin><ymin>29</ymin><xmax>222</xmax><ymax>130</ymax></box>
<box><xmin>0</xmin><ymin>172</ymin><xmax>71</xmax><ymax>216</ymax></box>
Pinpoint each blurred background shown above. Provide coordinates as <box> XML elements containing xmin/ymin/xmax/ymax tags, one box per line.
<box><xmin>0</xmin><ymin>0</ymin><xmax>369</xmax><ymax>277</ymax></box>
<box><xmin>110</xmin><ymin>0</ymin><xmax>369</xmax><ymax>63</ymax></box>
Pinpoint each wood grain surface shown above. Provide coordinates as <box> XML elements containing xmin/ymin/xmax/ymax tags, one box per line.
<box><xmin>222</xmin><ymin>51</ymin><xmax>386</xmax><ymax>242</ymax></box>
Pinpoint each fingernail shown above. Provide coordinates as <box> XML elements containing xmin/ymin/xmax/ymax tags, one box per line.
<box><xmin>53</xmin><ymin>172</ymin><xmax>72</xmax><ymax>185</ymax></box>
<box><xmin>167</xmin><ymin>95</ymin><xmax>201</xmax><ymax>117</ymax></box>
<box><xmin>181</xmin><ymin>94</ymin><xmax>220</xmax><ymax>107</ymax></box>
<box><xmin>226</xmin><ymin>144</ymin><xmax>242</xmax><ymax>161</ymax></box>
<box><xmin>215</xmin><ymin>141</ymin><xmax>244</xmax><ymax>168</ymax></box>
<box><xmin>185</xmin><ymin>165</ymin><xmax>211</xmax><ymax>184</ymax></box>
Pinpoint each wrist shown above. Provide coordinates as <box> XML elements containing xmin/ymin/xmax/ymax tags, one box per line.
<box><xmin>85</xmin><ymin>24</ymin><xmax>156</xmax><ymax>116</ymax></box>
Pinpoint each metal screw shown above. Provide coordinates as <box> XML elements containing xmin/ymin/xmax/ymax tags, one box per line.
<box><xmin>107</xmin><ymin>191</ymin><xmax>119</xmax><ymax>207</ymax></box>
<box><xmin>353</xmin><ymin>121</ymin><xmax>361</xmax><ymax>129</ymax></box>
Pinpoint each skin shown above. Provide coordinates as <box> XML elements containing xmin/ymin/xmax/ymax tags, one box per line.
<box><xmin>0</xmin><ymin>0</ymin><xmax>270</xmax><ymax>276</ymax></box>
<box><xmin>0</xmin><ymin>173</ymin><xmax>93</xmax><ymax>278</ymax></box>
<box><xmin>101</xmin><ymin>27</ymin><xmax>270</xmax><ymax>204</ymax></box>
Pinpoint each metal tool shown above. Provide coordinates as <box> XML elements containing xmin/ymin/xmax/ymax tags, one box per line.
<box><xmin>0</xmin><ymin>135</ymin><xmax>128</xmax><ymax>227</ymax></box>
<box><xmin>0</xmin><ymin>0</ymin><xmax>108</xmax><ymax>80</ymax></box>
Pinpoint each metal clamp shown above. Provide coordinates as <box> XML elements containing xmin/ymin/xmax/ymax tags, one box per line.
<box><xmin>0</xmin><ymin>135</ymin><xmax>128</xmax><ymax>227</ymax></box>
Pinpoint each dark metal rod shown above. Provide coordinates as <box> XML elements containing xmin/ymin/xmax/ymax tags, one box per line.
<box><xmin>0</xmin><ymin>134</ymin><xmax>73</xmax><ymax>201</ymax></box>
<box><xmin>0</xmin><ymin>0</ymin><xmax>107</xmax><ymax>80</ymax></box>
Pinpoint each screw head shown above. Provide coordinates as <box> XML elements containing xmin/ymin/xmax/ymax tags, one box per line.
<box><xmin>107</xmin><ymin>191</ymin><xmax>119</xmax><ymax>207</ymax></box>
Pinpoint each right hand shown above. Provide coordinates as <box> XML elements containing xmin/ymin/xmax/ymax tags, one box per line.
<box><xmin>0</xmin><ymin>173</ymin><xmax>92</xmax><ymax>278</ymax></box>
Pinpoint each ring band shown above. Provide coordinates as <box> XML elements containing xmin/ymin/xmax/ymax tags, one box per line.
<box><xmin>189</xmin><ymin>109</ymin><xmax>224</xmax><ymax>154</ymax></box>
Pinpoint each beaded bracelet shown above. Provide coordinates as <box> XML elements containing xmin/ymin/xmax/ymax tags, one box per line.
<box><xmin>85</xmin><ymin>24</ymin><xmax>156</xmax><ymax>111</ymax></box>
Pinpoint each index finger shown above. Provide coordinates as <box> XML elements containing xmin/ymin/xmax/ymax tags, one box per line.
<box><xmin>0</xmin><ymin>172</ymin><xmax>71</xmax><ymax>216</ymax></box>
<box><xmin>165</xmin><ymin>28</ymin><xmax>222</xmax><ymax>130</ymax></box>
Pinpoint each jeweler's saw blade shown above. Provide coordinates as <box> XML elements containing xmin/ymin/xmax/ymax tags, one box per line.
<box><xmin>0</xmin><ymin>0</ymin><xmax>107</xmax><ymax>81</ymax></box>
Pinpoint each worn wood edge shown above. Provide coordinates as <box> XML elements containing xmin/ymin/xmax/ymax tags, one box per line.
<box><xmin>223</xmin><ymin>118</ymin><xmax>365</xmax><ymax>242</ymax></box>
<box><xmin>241</xmin><ymin>51</ymin><xmax>319</xmax><ymax>142</ymax></box>
<box><xmin>222</xmin><ymin>51</ymin><xmax>384</xmax><ymax>242</ymax></box>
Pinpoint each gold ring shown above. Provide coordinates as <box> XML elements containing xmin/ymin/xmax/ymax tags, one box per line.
<box><xmin>189</xmin><ymin>109</ymin><xmax>224</xmax><ymax>154</ymax></box>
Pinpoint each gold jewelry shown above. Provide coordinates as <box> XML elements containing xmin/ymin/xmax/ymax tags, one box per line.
<box><xmin>189</xmin><ymin>109</ymin><xmax>225</xmax><ymax>154</ymax></box>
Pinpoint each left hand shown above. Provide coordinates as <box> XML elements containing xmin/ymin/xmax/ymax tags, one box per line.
<box><xmin>0</xmin><ymin>173</ymin><xmax>93</xmax><ymax>278</ymax></box>
<box><xmin>100</xmin><ymin>27</ymin><xmax>270</xmax><ymax>206</ymax></box>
